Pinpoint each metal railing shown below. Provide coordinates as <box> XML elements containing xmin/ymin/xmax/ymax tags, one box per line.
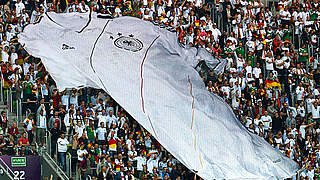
<box><xmin>0</xmin><ymin>158</ymin><xmax>14</xmax><ymax>180</ymax></box>
<box><xmin>16</xmin><ymin>98</ymin><xmax>22</xmax><ymax>122</ymax></box>
<box><xmin>42</xmin><ymin>152</ymin><xmax>69</xmax><ymax>180</ymax></box>
<box><xmin>66</xmin><ymin>152</ymin><xmax>72</xmax><ymax>177</ymax></box>
<box><xmin>46</xmin><ymin>131</ymin><xmax>52</xmax><ymax>156</ymax></box>
<box><xmin>0</xmin><ymin>75</ymin><xmax>3</xmax><ymax>103</ymax></box>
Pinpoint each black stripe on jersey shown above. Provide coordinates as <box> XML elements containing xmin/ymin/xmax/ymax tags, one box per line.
<box><xmin>89</xmin><ymin>20</ymin><xmax>110</xmax><ymax>92</ymax></box>
<box><xmin>45</xmin><ymin>12</ymin><xmax>64</xmax><ymax>28</ymax></box>
<box><xmin>77</xmin><ymin>9</ymin><xmax>92</xmax><ymax>33</ymax></box>
<box><xmin>90</xmin><ymin>20</ymin><xmax>110</xmax><ymax>72</ymax></box>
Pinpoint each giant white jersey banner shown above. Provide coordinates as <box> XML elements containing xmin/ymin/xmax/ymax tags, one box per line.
<box><xmin>19</xmin><ymin>12</ymin><xmax>298</xmax><ymax>179</ymax></box>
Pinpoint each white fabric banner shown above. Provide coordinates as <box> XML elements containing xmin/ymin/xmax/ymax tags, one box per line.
<box><xmin>19</xmin><ymin>12</ymin><xmax>298</xmax><ymax>179</ymax></box>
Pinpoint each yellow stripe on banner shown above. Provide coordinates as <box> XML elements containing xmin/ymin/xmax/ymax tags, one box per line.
<box><xmin>199</xmin><ymin>153</ymin><xmax>204</xmax><ymax>169</ymax></box>
<box><xmin>188</xmin><ymin>76</ymin><xmax>195</xmax><ymax>130</ymax></box>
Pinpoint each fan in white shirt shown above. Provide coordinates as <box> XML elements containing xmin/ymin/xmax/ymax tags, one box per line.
<box><xmin>245</xmin><ymin>116</ymin><xmax>253</xmax><ymax>128</ymax></box>
<box><xmin>313</xmin><ymin>87</ymin><xmax>320</xmax><ymax>97</ymax></box>
<box><xmin>77</xmin><ymin>143</ymin><xmax>88</xmax><ymax>161</ymax></box>
<box><xmin>236</xmin><ymin>54</ymin><xmax>245</xmax><ymax>71</ymax></box>
<box><xmin>311</xmin><ymin>100</ymin><xmax>320</xmax><ymax>120</ymax></box>
<box><xmin>245</xmin><ymin>63</ymin><xmax>253</xmax><ymax>77</ymax></box>
<box><xmin>265</xmin><ymin>54</ymin><xmax>275</xmax><ymax>72</ymax></box>
<box><xmin>274</xmin><ymin>135</ymin><xmax>283</xmax><ymax>149</ymax></box>
<box><xmin>57</xmin><ymin>134</ymin><xmax>69</xmax><ymax>153</ymax></box>
<box><xmin>306</xmin><ymin>94</ymin><xmax>315</xmax><ymax>114</ymax></box>
<box><xmin>75</xmin><ymin>121</ymin><xmax>85</xmax><ymax>139</ymax></box>
<box><xmin>30</xmin><ymin>7</ymin><xmax>41</xmax><ymax>23</ymax></box>
<box><xmin>261</xmin><ymin>112</ymin><xmax>272</xmax><ymax>130</ymax></box>
<box><xmin>125</xmin><ymin>133</ymin><xmax>134</xmax><ymax>148</ymax></box>
<box><xmin>275</xmin><ymin>55</ymin><xmax>285</xmax><ymax>70</ymax></box>
<box><xmin>1</xmin><ymin>47</ymin><xmax>9</xmax><ymax>63</ymax></box>
<box><xmin>280</xmin><ymin>8</ymin><xmax>291</xmax><ymax>21</ymax></box>
<box><xmin>211</xmin><ymin>24</ymin><xmax>221</xmax><ymax>42</ymax></box>
<box><xmin>15</xmin><ymin>0</ymin><xmax>25</xmax><ymax>17</ymax></box>
<box><xmin>106</xmin><ymin>110</ymin><xmax>117</xmax><ymax>128</ymax></box>
<box><xmin>10</xmin><ymin>48</ymin><xmax>18</xmax><ymax>64</ymax></box>
<box><xmin>252</xmin><ymin>63</ymin><xmax>262</xmax><ymax>79</ymax></box>
<box><xmin>1</xmin><ymin>35</ymin><xmax>9</xmax><ymax>48</ymax></box>
<box><xmin>79</xmin><ymin>0</ymin><xmax>90</xmax><ymax>13</ymax></box>
<box><xmin>296</xmin><ymin>83</ymin><xmax>305</xmax><ymax>102</ymax></box>
<box><xmin>134</xmin><ymin>152</ymin><xmax>147</xmax><ymax>171</ymax></box>
<box><xmin>297</xmin><ymin>103</ymin><xmax>306</xmax><ymax>118</ymax></box>
<box><xmin>284</xmin><ymin>133</ymin><xmax>295</xmax><ymax>147</ymax></box>
<box><xmin>96</xmin><ymin>122</ymin><xmax>107</xmax><ymax>141</ymax></box>
<box><xmin>98</xmin><ymin>109</ymin><xmax>108</xmax><ymax>127</ymax></box>
<box><xmin>147</xmin><ymin>153</ymin><xmax>162</xmax><ymax>173</ymax></box>
<box><xmin>221</xmin><ymin>82</ymin><xmax>230</xmax><ymax>99</ymax></box>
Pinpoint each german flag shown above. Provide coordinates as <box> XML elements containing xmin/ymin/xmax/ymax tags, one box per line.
<box><xmin>108</xmin><ymin>139</ymin><xmax>117</xmax><ymax>151</ymax></box>
<box><xmin>309</xmin><ymin>57</ymin><xmax>314</xmax><ymax>63</ymax></box>
<box><xmin>195</xmin><ymin>20</ymin><xmax>200</xmax><ymax>26</ymax></box>
<box><xmin>265</xmin><ymin>79</ymin><xmax>281</xmax><ymax>90</ymax></box>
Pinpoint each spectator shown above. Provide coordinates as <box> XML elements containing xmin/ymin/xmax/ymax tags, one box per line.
<box><xmin>36</xmin><ymin>108</ymin><xmax>47</xmax><ymax>146</ymax></box>
<box><xmin>23</xmin><ymin>114</ymin><xmax>35</xmax><ymax>144</ymax></box>
<box><xmin>50</xmin><ymin>122</ymin><xmax>60</xmax><ymax>157</ymax></box>
<box><xmin>0</xmin><ymin>134</ymin><xmax>6</xmax><ymax>155</ymax></box>
<box><xmin>96</xmin><ymin>122</ymin><xmax>107</xmax><ymax>145</ymax></box>
<box><xmin>8</xmin><ymin>122</ymin><xmax>19</xmax><ymax>138</ymax></box>
<box><xmin>19</xmin><ymin>132</ymin><xmax>30</xmax><ymax>147</ymax></box>
<box><xmin>57</xmin><ymin>133</ymin><xmax>69</xmax><ymax>171</ymax></box>
<box><xmin>97</xmin><ymin>165</ymin><xmax>112</xmax><ymax>180</ymax></box>
<box><xmin>0</xmin><ymin>111</ymin><xmax>7</xmax><ymax>134</ymax></box>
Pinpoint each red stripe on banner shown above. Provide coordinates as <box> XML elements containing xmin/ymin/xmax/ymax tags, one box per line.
<box><xmin>147</xmin><ymin>115</ymin><xmax>158</xmax><ymax>138</ymax></box>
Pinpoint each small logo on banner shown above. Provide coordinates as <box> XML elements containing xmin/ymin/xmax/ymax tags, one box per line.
<box><xmin>11</xmin><ymin>157</ymin><xmax>26</xmax><ymax>167</ymax></box>
<box><xmin>62</xmin><ymin>44</ymin><xmax>75</xmax><ymax>50</ymax></box>
<box><xmin>114</xmin><ymin>34</ymin><xmax>143</xmax><ymax>52</ymax></box>
<box><xmin>273</xmin><ymin>158</ymin><xmax>281</xmax><ymax>163</ymax></box>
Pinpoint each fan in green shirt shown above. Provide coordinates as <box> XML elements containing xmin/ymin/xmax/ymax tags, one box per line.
<box><xmin>235</xmin><ymin>43</ymin><xmax>245</xmax><ymax>57</ymax></box>
<box><xmin>86</xmin><ymin>124</ymin><xmax>96</xmax><ymax>142</ymax></box>
<box><xmin>299</xmin><ymin>44</ymin><xmax>308</xmax><ymax>63</ymax></box>
<box><xmin>310</xmin><ymin>8</ymin><xmax>318</xmax><ymax>21</ymax></box>
<box><xmin>282</xmin><ymin>25</ymin><xmax>291</xmax><ymax>41</ymax></box>
<box><xmin>88</xmin><ymin>144</ymin><xmax>101</xmax><ymax>164</ymax></box>
<box><xmin>223</xmin><ymin>47</ymin><xmax>233</xmax><ymax>58</ymax></box>
<box><xmin>247</xmin><ymin>51</ymin><xmax>255</xmax><ymax>67</ymax></box>
<box><xmin>22</xmin><ymin>77</ymin><xmax>33</xmax><ymax>97</ymax></box>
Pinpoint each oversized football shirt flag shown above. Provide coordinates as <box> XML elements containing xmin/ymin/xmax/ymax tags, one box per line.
<box><xmin>19</xmin><ymin>12</ymin><xmax>298</xmax><ymax>179</ymax></box>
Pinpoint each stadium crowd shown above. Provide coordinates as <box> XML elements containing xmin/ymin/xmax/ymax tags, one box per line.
<box><xmin>0</xmin><ymin>0</ymin><xmax>320</xmax><ymax>179</ymax></box>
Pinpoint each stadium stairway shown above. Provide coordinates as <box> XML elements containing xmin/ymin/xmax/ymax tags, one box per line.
<box><xmin>0</xmin><ymin>101</ymin><xmax>25</xmax><ymax>135</ymax></box>
<box><xmin>40</xmin><ymin>150</ymin><xmax>69</xmax><ymax>180</ymax></box>
<box><xmin>0</xmin><ymin>158</ymin><xmax>15</xmax><ymax>180</ymax></box>
<box><xmin>0</xmin><ymin>96</ymin><xmax>69</xmax><ymax>180</ymax></box>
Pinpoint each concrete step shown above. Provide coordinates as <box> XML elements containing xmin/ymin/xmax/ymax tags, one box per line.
<box><xmin>0</xmin><ymin>104</ymin><xmax>8</xmax><ymax>109</ymax></box>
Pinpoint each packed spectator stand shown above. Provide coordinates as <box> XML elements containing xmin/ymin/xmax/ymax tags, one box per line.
<box><xmin>0</xmin><ymin>0</ymin><xmax>320</xmax><ymax>179</ymax></box>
